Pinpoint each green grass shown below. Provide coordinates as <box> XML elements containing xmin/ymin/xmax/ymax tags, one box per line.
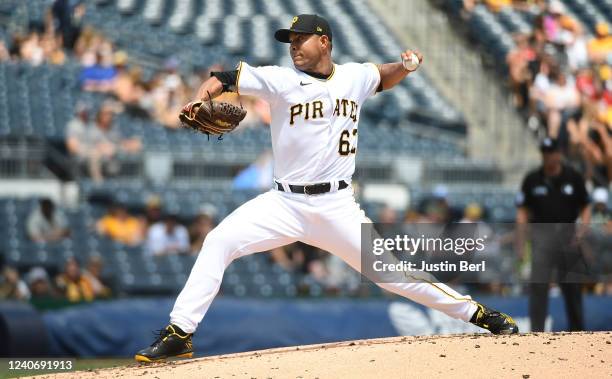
<box><xmin>0</xmin><ymin>358</ymin><xmax>135</xmax><ymax>378</ymax></box>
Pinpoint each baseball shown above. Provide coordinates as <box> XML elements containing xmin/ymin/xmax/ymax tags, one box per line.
<box><xmin>402</xmin><ymin>52</ymin><xmax>420</xmax><ymax>71</ymax></box>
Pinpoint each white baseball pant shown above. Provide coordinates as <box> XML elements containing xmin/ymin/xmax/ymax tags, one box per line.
<box><xmin>170</xmin><ymin>186</ymin><xmax>478</xmax><ymax>333</ymax></box>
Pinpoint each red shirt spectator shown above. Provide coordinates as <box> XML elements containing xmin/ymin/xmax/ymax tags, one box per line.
<box><xmin>576</xmin><ymin>69</ymin><xmax>597</xmax><ymax>100</ymax></box>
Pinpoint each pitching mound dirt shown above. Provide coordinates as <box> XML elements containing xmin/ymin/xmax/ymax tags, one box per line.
<box><xmin>34</xmin><ymin>332</ymin><xmax>611</xmax><ymax>379</ymax></box>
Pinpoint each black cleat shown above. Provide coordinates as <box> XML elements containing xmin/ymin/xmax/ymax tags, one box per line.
<box><xmin>135</xmin><ymin>324</ymin><xmax>193</xmax><ymax>363</ymax></box>
<box><xmin>470</xmin><ymin>303</ymin><xmax>519</xmax><ymax>335</ymax></box>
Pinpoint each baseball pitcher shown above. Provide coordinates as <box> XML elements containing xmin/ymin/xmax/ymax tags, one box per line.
<box><xmin>135</xmin><ymin>14</ymin><xmax>518</xmax><ymax>363</ymax></box>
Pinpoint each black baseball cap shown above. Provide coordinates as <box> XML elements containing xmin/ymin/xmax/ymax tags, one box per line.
<box><xmin>539</xmin><ymin>137</ymin><xmax>560</xmax><ymax>153</ymax></box>
<box><xmin>274</xmin><ymin>14</ymin><xmax>332</xmax><ymax>43</ymax></box>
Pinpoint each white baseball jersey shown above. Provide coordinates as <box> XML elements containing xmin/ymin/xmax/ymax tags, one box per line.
<box><xmin>237</xmin><ymin>61</ymin><xmax>381</xmax><ymax>184</ymax></box>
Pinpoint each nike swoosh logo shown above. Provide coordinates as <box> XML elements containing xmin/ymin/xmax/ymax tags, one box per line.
<box><xmin>300</xmin><ymin>81</ymin><xmax>312</xmax><ymax>86</ymax></box>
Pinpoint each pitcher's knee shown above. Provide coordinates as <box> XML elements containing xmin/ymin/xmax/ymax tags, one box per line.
<box><xmin>198</xmin><ymin>226</ymin><xmax>240</xmax><ymax>262</ymax></box>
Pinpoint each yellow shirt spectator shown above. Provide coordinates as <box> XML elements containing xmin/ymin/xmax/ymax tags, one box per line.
<box><xmin>96</xmin><ymin>203</ymin><xmax>144</xmax><ymax>246</ymax></box>
<box><xmin>55</xmin><ymin>258</ymin><xmax>95</xmax><ymax>302</ymax></box>
<box><xmin>588</xmin><ymin>23</ymin><xmax>612</xmax><ymax>63</ymax></box>
<box><xmin>486</xmin><ymin>0</ymin><xmax>511</xmax><ymax>12</ymax></box>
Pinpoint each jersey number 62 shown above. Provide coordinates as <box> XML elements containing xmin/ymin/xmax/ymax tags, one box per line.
<box><xmin>338</xmin><ymin>129</ymin><xmax>358</xmax><ymax>156</ymax></box>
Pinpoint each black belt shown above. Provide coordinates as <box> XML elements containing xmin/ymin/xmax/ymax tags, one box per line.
<box><xmin>275</xmin><ymin>180</ymin><xmax>349</xmax><ymax>195</ymax></box>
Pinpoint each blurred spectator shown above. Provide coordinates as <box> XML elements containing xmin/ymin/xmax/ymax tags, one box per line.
<box><xmin>146</xmin><ymin>214</ymin><xmax>190</xmax><ymax>256</ymax></box>
<box><xmin>485</xmin><ymin>0</ymin><xmax>511</xmax><ymax>13</ymax></box>
<box><xmin>235</xmin><ymin>97</ymin><xmax>271</xmax><ymax>128</ymax></box>
<box><xmin>26</xmin><ymin>198</ymin><xmax>70</xmax><ymax>243</ymax></box>
<box><xmin>271</xmin><ymin>243</ymin><xmax>333</xmax><ymax>294</ymax></box>
<box><xmin>528</xmin><ymin>57</ymin><xmax>553</xmax><ymax>129</ymax></box>
<box><xmin>7</xmin><ymin>25</ymin><xmax>65</xmax><ymax>65</ymax></box>
<box><xmin>48</xmin><ymin>0</ymin><xmax>86</xmax><ymax>50</ymax></box>
<box><xmin>426</xmin><ymin>203</ymin><xmax>451</xmax><ymax>224</ymax></box>
<box><xmin>462</xmin><ymin>0</ymin><xmax>477</xmax><ymax>15</ymax></box>
<box><xmin>508</xmin><ymin>0</ymin><xmax>541</xmax><ymax>12</ymax></box>
<box><xmin>189</xmin><ymin>204</ymin><xmax>218</xmax><ymax>255</ymax></box>
<box><xmin>270</xmin><ymin>242</ymin><xmax>322</xmax><ymax>274</ymax></box>
<box><xmin>560</xmin><ymin>17</ymin><xmax>589</xmax><ymax>72</ymax></box>
<box><xmin>272</xmin><ymin>243</ymin><xmax>332</xmax><ymax>294</ymax></box>
<box><xmin>144</xmin><ymin>195</ymin><xmax>163</xmax><ymax>228</ymax></box>
<box><xmin>322</xmin><ymin>255</ymin><xmax>361</xmax><ymax>294</ymax></box>
<box><xmin>600</xmin><ymin>70</ymin><xmax>612</xmax><ymax>127</ymax></box>
<box><xmin>379</xmin><ymin>205</ymin><xmax>398</xmax><ymax>223</ymax></box>
<box><xmin>0</xmin><ymin>266</ymin><xmax>30</xmax><ymax>300</ymax></box>
<box><xmin>232</xmin><ymin>150</ymin><xmax>274</xmax><ymax>190</ymax></box>
<box><xmin>270</xmin><ymin>245</ymin><xmax>302</xmax><ymax>272</ymax></box>
<box><xmin>507</xmin><ymin>33</ymin><xmax>537</xmax><ymax>108</ymax></box>
<box><xmin>588</xmin><ymin>22</ymin><xmax>612</xmax><ymax>64</ymax></box>
<box><xmin>74</xmin><ymin>25</ymin><xmax>106</xmax><ymax>61</ymax></box>
<box><xmin>80</xmin><ymin>51</ymin><xmax>117</xmax><ymax>92</ymax></box>
<box><xmin>82</xmin><ymin>256</ymin><xmax>112</xmax><ymax>298</ymax></box>
<box><xmin>422</xmin><ymin>186</ymin><xmax>452</xmax><ymax>223</ymax></box>
<box><xmin>462</xmin><ymin>0</ymin><xmax>529</xmax><ymax>15</ymax></box>
<box><xmin>65</xmin><ymin>100</ymin><xmax>90</xmax><ymax>150</ymax></box>
<box><xmin>55</xmin><ymin>258</ymin><xmax>94</xmax><ymax>302</ymax></box>
<box><xmin>377</xmin><ymin>205</ymin><xmax>400</xmax><ymax>236</ymax></box>
<box><xmin>460</xmin><ymin>202</ymin><xmax>499</xmax><ymax>260</ymax></box>
<box><xmin>574</xmin><ymin>68</ymin><xmax>599</xmax><ymax>118</ymax></box>
<box><xmin>459</xmin><ymin>203</ymin><xmax>506</xmax><ymax>288</ymax></box>
<box><xmin>40</xmin><ymin>32</ymin><xmax>66</xmax><ymax>65</ymax></box>
<box><xmin>542</xmin><ymin>1</ymin><xmax>565</xmax><ymax>45</ymax></box>
<box><xmin>582</xmin><ymin>121</ymin><xmax>612</xmax><ymax>187</ymax></box>
<box><xmin>26</xmin><ymin>267</ymin><xmax>57</xmax><ymax>300</ymax></box>
<box><xmin>65</xmin><ymin>103</ymin><xmax>103</xmax><ymax>181</ymax></box>
<box><xmin>460</xmin><ymin>202</ymin><xmax>484</xmax><ymax>223</ymax></box>
<box><xmin>19</xmin><ymin>31</ymin><xmax>45</xmax><ymax>66</ymax></box>
<box><xmin>112</xmin><ymin>51</ymin><xmax>148</xmax><ymax>114</ymax></box>
<box><xmin>66</xmin><ymin>103</ymin><xmax>141</xmax><ymax>182</ymax></box>
<box><xmin>151</xmin><ymin>58</ymin><xmax>190</xmax><ymax>128</ymax></box>
<box><xmin>96</xmin><ymin>202</ymin><xmax>144</xmax><ymax>246</ymax></box>
<box><xmin>403</xmin><ymin>208</ymin><xmax>424</xmax><ymax>224</ymax></box>
<box><xmin>253</xmin><ymin>98</ymin><xmax>272</xmax><ymax>125</ymax></box>
<box><xmin>73</xmin><ymin>24</ymin><xmax>115</xmax><ymax>87</ymax></box>
<box><xmin>544</xmin><ymin>70</ymin><xmax>580</xmax><ymax>139</ymax></box>
<box><xmin>306</xmin><ymin>256</ymin><xmax>333</xmax><ymax>292</ymax></box>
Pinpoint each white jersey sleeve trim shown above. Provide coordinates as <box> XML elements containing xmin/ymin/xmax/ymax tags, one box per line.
<box><xmin>236</xmin><ymin>61</ymin><xmax>244</xmax><ymax>95</ymax></box>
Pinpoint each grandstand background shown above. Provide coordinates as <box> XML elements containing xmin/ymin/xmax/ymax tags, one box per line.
<box><xmin>0</xmin><ymin>0</ymin><xmax>610</xmax><ymax>359</ymax></box>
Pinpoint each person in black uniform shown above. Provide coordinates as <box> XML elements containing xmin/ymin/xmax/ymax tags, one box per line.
<box><xmin>516</xmin><ymin>137</ymin><xmax>591</xmax><ymax>331</ymax></box>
